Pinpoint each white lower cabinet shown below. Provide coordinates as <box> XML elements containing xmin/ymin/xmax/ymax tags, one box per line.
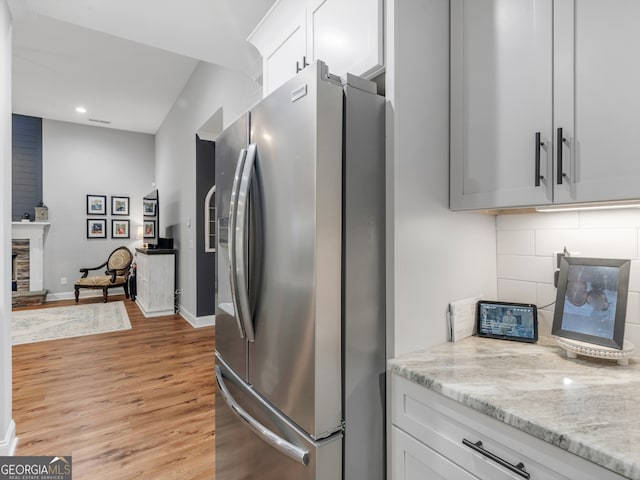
<box><xmin>393</xmin><ymin>426</ymin><xmax>478</xmax><ymax>480</ymax></box>
<box><xmin>391</xmin><ymin>374</ymin><xmax>626</xmax><ymax>480</ymax></box>
<box><xmin>135</xmin><ymin>249</ymin><xmax>175</xmax><ymax>318</ymax></box>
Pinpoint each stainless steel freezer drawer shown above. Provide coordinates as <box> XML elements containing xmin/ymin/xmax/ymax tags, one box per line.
<box><xmin>215</xmin><ymin>355</ymin><xmax>342</xmax><ymax>480</ymax></box>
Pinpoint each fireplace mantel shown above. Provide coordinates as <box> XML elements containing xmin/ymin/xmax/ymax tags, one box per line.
<box><xmin>11</xmin><ymin>221</ymin><xmax>50</xmax><ymax>292</ymax></box>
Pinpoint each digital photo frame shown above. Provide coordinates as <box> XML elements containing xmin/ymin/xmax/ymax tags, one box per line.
<box><xmin>552</xmin><ymin>257</ymin><xmax>630</xmax><ymax>350</ymax></box>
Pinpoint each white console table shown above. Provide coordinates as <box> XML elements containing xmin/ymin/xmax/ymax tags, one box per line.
<box><xmin>135</xmin><ymin>248</ymin><xmax>175</xmax><ymax>318</ymax></box>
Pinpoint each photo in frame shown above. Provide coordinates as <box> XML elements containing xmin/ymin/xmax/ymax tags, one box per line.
<box><xmin>111</xmin><ymin>196</ymin><xmax>130</xmax><ymax>216</ymax></box>
<box><xmin>143</xmin><ymin>220</ymin><xmax>156</xmax><ymax>238</ymax></box>
<box><xmin>552</xmin><ymin>257</ymin><xmax>630</xmax><ymax>349</ymax></box>
<box><xmin>86</xmin><ymin>195</ymin><xmax>107</xmax><ymax>215</ymax></box>
<box><xmin>111</xmin><ymin>219</ymin><xmax>130</xmax><ymax>239</ymax></box>
<box><xmin>143</xmin><ymin>199</ymin><xmax>157</xmax><ymax>216</ymax></box>
<box><xmin>87</xmin><ymin>219</ymin><xmax>107</xmax><ymax>239</ymax></box>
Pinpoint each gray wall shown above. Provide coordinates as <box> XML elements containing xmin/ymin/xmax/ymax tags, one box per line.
<box><xmin>42</xmin><ymin>119</ymin><xmax>155</xmax><ymax>299</ymax></box>
<box><xmin>155</xmin><ymin>61</ymin><xmax>261</xmax><ymax>326</ymax></box>
<box><xmin>385</xmin><ymin>0</ymin><xmax>498</xmax><ymax>357</ymax></box>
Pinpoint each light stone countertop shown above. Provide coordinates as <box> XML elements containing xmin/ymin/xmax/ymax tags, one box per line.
<box><xmin>388</xmin><ymin>335</ymin><xmax>640</xmax><ymax>479</ymax></box>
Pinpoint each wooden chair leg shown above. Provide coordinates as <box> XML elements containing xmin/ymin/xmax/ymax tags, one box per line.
<box><xmin>103</xmin><ymin>288</ymin><xmax>108</xmax><ymax>303</ymax></box>
<box><xmin>74</xmin><ymin>287</ymin><xmax>80</xmax><ymax>303</ymax></box>
<box><xmin>124</xmin><ymin>282</ymin><xmax>130</xmax><ymax>299</ymax></box>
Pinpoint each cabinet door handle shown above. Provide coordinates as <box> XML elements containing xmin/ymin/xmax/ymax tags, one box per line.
<box><xmin>557</xmin><ymin>127</ymin><xmax>568</xmax><ymax>185</ymax></box>
<box><xmin>462</xmin><ymin>439</ymin><xmax>530</xmax><ymax>479</ymax></box>
<box><xmin>296</xmin><ymin>56</ymin><xmax>309</xmax><ymax>74</ymax></box>
<box><xmin>535</xmin><ymin>132</ymin><xmax>545</xmax><ymax>186</ymax></box>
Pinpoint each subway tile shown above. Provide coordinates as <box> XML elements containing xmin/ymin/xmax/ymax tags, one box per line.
<box><xmin>497</xmin><ymin>278</ymin><xmax>537</xmax><ymax>304</ymax></box>
<box><xmin>623</xmin><ymin>323</ymin><xmax>640</xmax><ymax>357</ymax></box>
<box><xmin>626</xmin><ymin>292</ymin><xmax>640</xmax><ymax>326</ymax></box>
<box><xmin>537</xmin><ymin>309</ymin><xmax>554</xmax><ymax>337</ymax></box>
<box><xmin>498</xmin><ymin>255</ymin><xmax>554</xmax><ymax>283</ymax></box>
<box><xmin>579</xmin><ymin>209</ymin><xmax>640</xmax><ymax>229</ymax></box>
<box><xmin>537</xmin><ymin>282</ymin><xmax>557</xmax><ymax>311</ymax></box>
<box><xmin>535</xmin><ymin>229</ymin><xmax>638</xmax><ymax>258</ymax></box>
<box><xmin>629</xmin><ymin>261</ymin><xmax>640</xmax><ymax>293</ymax></box>
<box><xmin>497</xmin><ymin>230</ymin><xmax>535</xmax><ymax>255</ymax></box>
<box><xmin>497</xmin><ymin>212</ymin><xmax>579</xmax><ymax>231</ymax></box>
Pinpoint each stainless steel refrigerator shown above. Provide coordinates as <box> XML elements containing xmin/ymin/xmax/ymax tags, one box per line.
<box><xmin>214</xmin><ymin>60</ymin><xmax>385</xmax><ymax>480</ymax></box>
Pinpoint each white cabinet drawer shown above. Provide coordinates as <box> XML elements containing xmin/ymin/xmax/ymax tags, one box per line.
<box><xmin>392</xmin><ymin>426</ymin><xmax>478</xmax><ymax>480</ymax></box>
<box><xmin>392</xmin><ymin>375</ymin><xmax>626</xmax><ymax>480</ymax></box>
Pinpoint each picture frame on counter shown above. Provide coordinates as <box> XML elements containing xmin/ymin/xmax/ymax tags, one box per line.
<box><xmin>552</xmin><ymin>256</ymin><xmax>630</xmax><ymax>350</ymax></box>
<box><xmin>86</xmin><ymin>194</ymin><xmax>107</xmax><ymax>215</ymax></box>
<box><xmin>111</xmin><ymin>195</ymin><xmax>130</xmax><ymax>216</ymax></box>
<box><xmin>87</xmin><ymin>218</ymin><xmax>107</xmax><ymax>239</ymax></box>
<box><xmin>111</xmin><ymin>219</ymin><xmax>130</xmax><ymax>239</ymax></box>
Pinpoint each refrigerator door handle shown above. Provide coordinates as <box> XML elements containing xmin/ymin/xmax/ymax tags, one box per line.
<box><xmin>215</xmin><ymin>365</ymin><xmax>310</xmax><ymax>466</ymax></box>
<box><xmin>233</xmin><ymin>143</ymin><xmax>257</xmax><ymax>342</ymax></box>
<box><xmin>229</xmin><ymin>148</ymin><xmax>248</xmax><ymax>339</ymax></box>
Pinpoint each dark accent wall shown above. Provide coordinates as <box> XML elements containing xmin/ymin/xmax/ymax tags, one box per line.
<box><xmin>195</xmin><ymin>135</ymin><xmax>216</xmax><ymax>317</ymax></box>
<box><xmin>12</xmin><ymin>114</ymin><xmax>43</xmax><ymax>221</ymax></box>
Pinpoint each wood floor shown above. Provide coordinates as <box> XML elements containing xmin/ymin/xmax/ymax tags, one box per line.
<box><xmin>12</xmin><ymin>295</ymin><xmax>216</xmax><ymax>479</ymax></box>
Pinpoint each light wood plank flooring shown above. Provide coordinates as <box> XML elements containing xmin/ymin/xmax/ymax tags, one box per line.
<box><xmin>12</xmin><ymin>296</ymin><xmax>215</xmax><ymax>479</ymax></box>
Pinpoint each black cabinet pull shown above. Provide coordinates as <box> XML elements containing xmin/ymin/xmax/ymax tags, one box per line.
<box><xmin>462</xmin><ymin>439</ymin><xmax>530</xmax><ymax>479</ymax></box>
<box><xmin>557</xmin><ymin>127</ymin><xmax>567</xmax><ymax>184</ymax></box>
<box><xmin>535</xmin><ymin>132</ymin><xmax>544</xmax><ymax>187</ymax></box>
<box><xmin>296</xmin><ymin>56</ymin><xmax>309</xmax><ymax>74</ymax></box>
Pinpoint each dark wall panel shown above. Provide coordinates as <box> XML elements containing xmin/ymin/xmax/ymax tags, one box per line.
<box><xmin>195</xmin><ymin>135</ymin><xmax>216</xmax><ymax>317</ymax></box>
<box><xmin>12</xmin><ymin>114</ymin><xmax>43</xmax><ymax>221</ymax></box>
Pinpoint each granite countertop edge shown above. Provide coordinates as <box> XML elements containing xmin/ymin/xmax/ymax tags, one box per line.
<box><xmin>388</xmin><ymin>345</ymin><xmax>640</xmax><ymax>479</ymax></box>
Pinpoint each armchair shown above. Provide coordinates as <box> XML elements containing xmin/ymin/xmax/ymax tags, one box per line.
<box><xmin>74</xmin><ymin>246</ymin><xmax>133</xmax><ymax>303</ymax></box>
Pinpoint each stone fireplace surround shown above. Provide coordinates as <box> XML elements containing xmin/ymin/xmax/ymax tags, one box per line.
<box><xmin>11</xmin><ymin>221</ymin><xmax>49</xmax><ymax>306</ymax></box>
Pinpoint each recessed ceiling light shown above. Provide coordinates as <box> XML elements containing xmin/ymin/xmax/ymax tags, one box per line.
<box><xmin>75</xmin><ymin>106</ymin><xmax>87</xmax><ymax>114</ymax></box>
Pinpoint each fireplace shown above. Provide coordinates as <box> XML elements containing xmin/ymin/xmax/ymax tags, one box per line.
<box><xmin>11</xmin><ymin>221</ymin><xmax>49</xmax><ymax>306</ymax></box>
<box><xmin>11</xmin><ymin>254</ymin><xmax>17</xmax><ymax>292</ymax></box>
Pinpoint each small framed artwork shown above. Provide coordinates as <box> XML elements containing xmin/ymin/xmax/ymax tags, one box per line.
<box><xmin>143</xmin><ymin>220</ymin><xmax>156</xmax><ymax>238</ymax></box>
<box><xmin>87</xmin><ymin>219</ymin><xmax>107</xmax><ymax>239</ymax></box>
<box><xmin>552</xmin><ymin>256</ymin><xmax>631</xmax><ymax>349</ymax></box>
<box><xmin>86</xmin><ymin>195</ymin><xmax>107</xmax><ymax>215</ymax></box>
<box><xmin>111</xmin><ymin>196</ymin><xmax>130</xmax><ymax>216</ymax></box>
<box><xmin>143</xmin><ymin>199</ymin><xmax>157</xmax><ymax>217</ymax></box>
<box><xmin>111</xmin><ymin>219</ymin><xmax>130</xmax><ymax>239</ymax></box>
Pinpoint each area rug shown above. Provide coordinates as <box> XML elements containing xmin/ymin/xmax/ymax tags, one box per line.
<box><xmin>12</xmin><ymin>301</ymin><xmax>132</xmax><ymax>345</ymax></box>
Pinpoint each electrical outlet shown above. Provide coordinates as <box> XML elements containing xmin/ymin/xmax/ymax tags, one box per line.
<box><xmin>60</xmin><ymin>277</ymin><xmax>67</xmax><ymax>285</ymax></box>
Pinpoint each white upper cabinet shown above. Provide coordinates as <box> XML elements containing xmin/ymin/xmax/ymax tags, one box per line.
<box><xmin>248</xmin><ymin>0</ymin><xmax>384</xmax><ymax>97</ymax></box>
<box><xmin>307</xmin><ymin>0</ymin><xmax>384</xmax><ymax>80</ymax></box>
<box><xmin>450</xmin><ymin>0</ymin><xmax>553</xmax><ymax>210</ymax></box>
<box><xmin>554</xmin><ymin>0</ymin><xmax>640</xmax><ymax>204</ymax></box>
<box><xmin>451</xmin><ymin>0</ymin><xmax>640</xmax><ymax>210</ymax></box>
<box><xmin>248</xmin><ymin>0</ymin><xmax>308</xmax><ymax>95</ymax></box>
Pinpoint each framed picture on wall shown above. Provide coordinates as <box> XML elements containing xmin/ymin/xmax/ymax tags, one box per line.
<box><xmin>143</xmin><ymin>199</ymin><xmax>157</xmax><ymax>216</ymax></box>
<box><xmin>86</xmin><ymin>195</ymin><xmax>107</xmax><ymax>215</ymax></box>
<box><xmin>143</xmin><ymin>220</ymin><xmax>156</xmax><ymax>238</ymax></box>
<box><xmin>111</xmin><ymin>219</ymin><xmax>130</xmax><ymax>239</ymax></box>
<box><xmin>552</xmin><ymin>257</ymin><xmax>631</xmax><ymax>349</ymax></box>
<box><xmin>111</xmin><ymin>196</ymin><xmax>130</xmax><ymax>216</ymax></box>
<box><xmin>87</xmin><ymin>219</ymin><xmax>107</xmax><ymax>239</ymax></box>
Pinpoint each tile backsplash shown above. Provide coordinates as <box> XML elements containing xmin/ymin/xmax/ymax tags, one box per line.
<box><xmin>496</xmin><ymin>209</ymin><xmax>640</xmax><ymax>350</ymax></box>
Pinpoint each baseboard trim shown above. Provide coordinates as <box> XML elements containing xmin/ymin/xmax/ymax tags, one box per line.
<box><xmin>0</xmin><ymin>420</ymin><xmax>18</xmax><ymax>456</ymax></box>
<box><xmin>47</xmin><ymin>288</ymin><xmax>126</xmax><ymax>302</ymax></box>
<box><xmin>178</xmin><ymin>304</ymin><xmax>215</xmax><ymax>328</ymax></box>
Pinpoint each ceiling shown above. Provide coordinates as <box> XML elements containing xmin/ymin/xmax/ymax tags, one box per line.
<box><xmin>9</xmin><ymin>0</ymin><xmax>276</xmax><ymax>134</ymax></box>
